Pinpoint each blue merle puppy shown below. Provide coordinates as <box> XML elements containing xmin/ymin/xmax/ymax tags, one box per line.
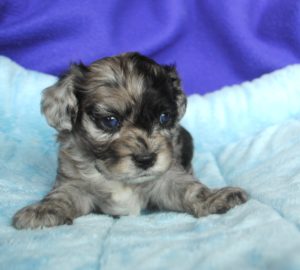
<box><xmin>13</xmin><ymin>52</ymin><xmax>247</xmax><ymax>229</ymax></box>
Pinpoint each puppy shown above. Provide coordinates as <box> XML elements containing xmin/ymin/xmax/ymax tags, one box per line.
<box><xmin>13</xmin><ymin>52</ymin><xmax>247</xmax><ymax>229</ymax></box>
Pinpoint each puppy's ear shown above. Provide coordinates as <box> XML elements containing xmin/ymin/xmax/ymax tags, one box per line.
<box><xmin>164</xmin><ymin>65</ymin><xmax>187</xmax><ymax>120</ymax></box>
<box><xmin>41</xmin><ymin>63</ymin><xmax>87</xmax><ymax>132</ymax></box>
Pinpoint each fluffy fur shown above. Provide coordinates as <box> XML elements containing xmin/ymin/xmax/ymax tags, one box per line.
<box><xmin>12</xmin><ymin>52</ymin><xmax>247</xmax><ymax>229</ymax></box>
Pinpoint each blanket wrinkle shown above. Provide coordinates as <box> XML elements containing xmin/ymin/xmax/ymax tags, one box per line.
<box><xmin>2</xmin><ymin>56</ymin><xmax>300</xmax><ymax>269</ymax></box>
<box><xmin>251</xmin><ymin>196</ymin><xmax>300</xmax><ymax>234</ymax></box>
<box><xmin>97</xmin><ymin>219</ymin><xmax>117</xmax><ymax>270</ymax></box>
<box><xmin>192</xmin><ymin>152</ymin><xmax>226</xmax><ymax>188</ymax></box>
<box><xmin>218</xmin><ymin>120</ymin><xmax>300</xmax><ymax>181</ymax></box>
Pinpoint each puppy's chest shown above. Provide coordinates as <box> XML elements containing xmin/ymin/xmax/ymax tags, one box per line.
<box><xmin>84</xmin><ymin>168</ymin><xmax>143</xmax><ymax>215</ymax></box>
<box><xmin>98</xmin><ymin>182</ymin><xmax>142</xmax><ymax>216</ymax></box>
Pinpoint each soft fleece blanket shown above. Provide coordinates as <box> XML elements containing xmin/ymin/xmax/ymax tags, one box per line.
<box><xmin>1</xmin><ymin>56</ymin><xmax>300</xmax><ymax>270</ymax></box>
<box><xmin>1</xmin><ymin>1</ymin><xmax>300</xmax><ymax>95</ymax></box>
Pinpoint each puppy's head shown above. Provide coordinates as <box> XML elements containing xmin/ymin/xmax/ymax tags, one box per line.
<box><xmin>42</xmin><ymin>52</ymin><xmax>187</xmax><ymax>183</ymax></box>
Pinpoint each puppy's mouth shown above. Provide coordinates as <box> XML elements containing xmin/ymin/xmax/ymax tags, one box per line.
<box><xmin>124</xmin><ymin>173</ymin><xmax>158</xmax><ymax>184</ymax></box>
<box><xmin>94</xmin><ymin>162</ymin><xmax>164</xmax><ymax>184</ymax></box>
<box><xmin>94</xmin><ymin>146</ymin><xmax>173</xmax><ymax>184</ymax></box>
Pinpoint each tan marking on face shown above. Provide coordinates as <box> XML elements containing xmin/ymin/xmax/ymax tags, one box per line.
<box><xmin>98</xmin><ymin>126</ymin><xmax>173</xmax><ymax>182</ymax></box>
<box><xmin>81</xmin><ymin>113</ymin><xmax>120</xmax><ymax>142</ymax></box>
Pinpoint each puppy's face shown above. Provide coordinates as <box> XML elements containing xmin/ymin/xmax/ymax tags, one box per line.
<box><xmin>42</xmin><ymin>53</ymin><xmax>187</xmax><ymax>183</ymax></box>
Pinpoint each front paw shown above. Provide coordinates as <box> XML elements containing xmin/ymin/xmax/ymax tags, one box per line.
<box><xmin>186</xmin><ymin>186</ymin><xmax>248</xmax><ymax>217</ymax></box>
<box><xmin>12</xmin><ymin>203</ymin><xmax>73</xmax><ymax>230</ymax></box>
<box><xmin>207</xmin><ymin>187</ymin><xmax>248</xmax><ymax>215</ymax></box>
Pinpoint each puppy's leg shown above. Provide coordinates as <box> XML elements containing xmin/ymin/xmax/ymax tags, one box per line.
<box><xmin>13</xmin><ymin>182</ymin><xmax>93</xmax><ymax>229</ymax></box>
<box><xmin>147</xmin><ymin>166</ymin><xmax>247</xmax><ymax>217</ymax></box>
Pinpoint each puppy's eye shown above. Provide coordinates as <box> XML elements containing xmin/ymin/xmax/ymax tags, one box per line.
<box><xmin>101</xmin><ymin>116</ymin><xmax>121</xmax><ymax>131</ymax></box>
<box><xmin>159</xmin><ymin>113</ymin><xmax>172</xmax><ymax>126</ymax></box>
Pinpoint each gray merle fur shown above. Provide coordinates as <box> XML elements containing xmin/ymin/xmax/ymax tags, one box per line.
<box><xmin>12</xmin><ymin>52</ymin><xmax>247</xmax><ymax>229</ymax></box>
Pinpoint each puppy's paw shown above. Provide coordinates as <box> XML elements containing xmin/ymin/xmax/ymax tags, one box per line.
<box><xmin>207</xmin><ymin>187</ymin><xmax>248</xmax><ymax>215</ymax></box>
<box><xmin>12</xmin><ymin>203</ymin><xmax>73</xmax><ymax>230</ymax></box>
<box><xmin>185</xmin><ymin>186</ymin><xmax>247</xmax><ymax>217</ymax></box>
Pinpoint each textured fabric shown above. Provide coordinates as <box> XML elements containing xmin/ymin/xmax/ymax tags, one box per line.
<box><xmin>1</xmin><ymin>57</ymin><xmax>300</xmax><ymax>270</ymax></box>
<box><xmin>1</xmin><ymin>0</ymin><xmax>300</xmax><ymax>95</ymax></box>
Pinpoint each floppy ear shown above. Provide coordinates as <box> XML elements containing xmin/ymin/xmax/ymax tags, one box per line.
<box><xmin>41</xmin><ymin>64</ymin><xmax>87</xmax><ymax>132</ymax></box>
<box><xmin>164</xmin><ymin>65</ymin><xmax>187</xmax><ymax>121</ymax></box>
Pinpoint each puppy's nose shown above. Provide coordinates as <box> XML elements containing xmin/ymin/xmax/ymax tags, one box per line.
<box><xmin>132</xmin><ymin>153</ymin><xmax>157</xmax><ymax>170</ymax></box>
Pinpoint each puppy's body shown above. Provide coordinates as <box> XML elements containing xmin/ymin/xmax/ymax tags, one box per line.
<box><xmin>13</xmin><ymin>53</ymin><xmax>247</xmax><ymax>229</ymax></box>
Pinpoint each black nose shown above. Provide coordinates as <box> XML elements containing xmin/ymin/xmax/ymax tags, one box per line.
<box><xmin>132</xmin><ymin>153</ymin><xmax>157</xmax><ymax>170</ymax></box>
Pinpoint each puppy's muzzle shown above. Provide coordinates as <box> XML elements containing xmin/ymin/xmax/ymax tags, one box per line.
<box><xmin>132</xmin><ymin>153</ymin><xmax>157</xmax><ymax>170</ymax></box>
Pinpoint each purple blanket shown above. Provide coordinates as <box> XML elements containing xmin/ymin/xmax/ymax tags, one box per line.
<box><xmin>0</xmin><ymin>0</ymin><xmax>299</xmax><ymax>95</ymax></box>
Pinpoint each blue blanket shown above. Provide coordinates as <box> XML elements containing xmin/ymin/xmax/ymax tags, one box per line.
<box><xmin>1</xmin><ymin>56</ymin><xmax>300</xmax><ymax>270</ymax></box>
<box><xmin>1</xmin><ymin>1</ymin><xmax>300</xmax><ymax>95</ymax></box>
